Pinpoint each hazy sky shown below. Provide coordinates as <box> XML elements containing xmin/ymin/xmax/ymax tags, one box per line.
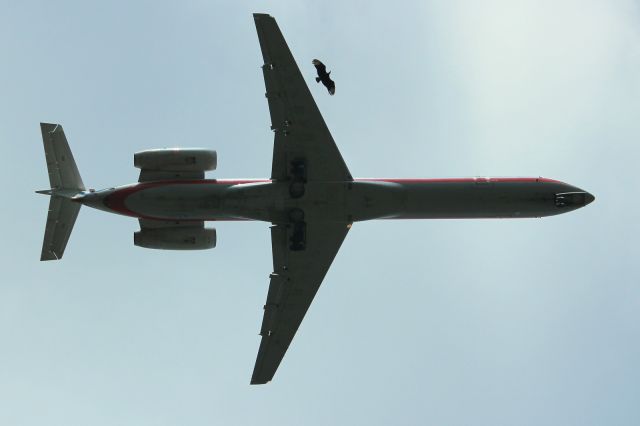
<box><xmin>1</xmin><ymin>1</ymin><xmax>639</xmax><ymax>425</ymax></box>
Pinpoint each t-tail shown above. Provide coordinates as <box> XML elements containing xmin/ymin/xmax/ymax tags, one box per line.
<box><xmin>37</xmin><ymin>123</ymin><xmax>85</xmax><ymax>261</ymax></box>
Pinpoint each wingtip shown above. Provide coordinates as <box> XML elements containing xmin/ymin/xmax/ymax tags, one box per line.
<box><xmin>40</xmin><ymin>250</ymin><xmax>60</xmax><ymax>261</ymax></box>
<box><xmin>40</xmin><ymin>122</ymin><xmax>60</xmax><ymax>132</ymax></box>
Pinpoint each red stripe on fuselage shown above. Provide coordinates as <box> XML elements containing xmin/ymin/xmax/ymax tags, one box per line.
<box><xmin>104</xmin><ymin>179</ymin><xmax>271</xmax><ymax>219</ymax></box>
<box><xmin>355</xmin><ymin>177</ymin><xmax>563</xmax><ymax>184</ymax></box>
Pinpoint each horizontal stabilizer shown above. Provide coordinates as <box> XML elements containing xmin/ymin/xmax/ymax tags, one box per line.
<box><xmin>38</xmin><ymin>122</ymin><xmax>84</xmax><ymax>261</ymax></box>
<box><xmin>41</xmin><ymin>123</ymin><xmax>85</xmax><ymax>191</ymax></box>
<box><xmin>41</xmin><ymin>196</ymin><xmax>81</xmax><ymax>261</ymax></box>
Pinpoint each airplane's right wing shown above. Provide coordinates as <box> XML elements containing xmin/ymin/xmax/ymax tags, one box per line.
<box><xmin>253</xmin><ymin>13</ymin><xmax>352</xmax><ymax>182</ymax></box>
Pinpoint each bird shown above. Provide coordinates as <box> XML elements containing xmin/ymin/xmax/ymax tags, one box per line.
<box><xmin>312</xmin><ymin>59</ymin><xmax>335</xmax><ymax>95</ymax></box>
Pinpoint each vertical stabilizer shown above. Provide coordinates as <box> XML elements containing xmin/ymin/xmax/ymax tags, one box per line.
<box><xmin>38</xmin><ymin>123</ymin><xmax>84</xmax><ymax>261</ymax></box>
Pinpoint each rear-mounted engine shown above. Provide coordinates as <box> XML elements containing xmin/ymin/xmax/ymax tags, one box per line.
<box><xmin>134</xmin><ymin>148</ymin><xmax>217</xmax><ymax>172</ymax></box>
<box><xmin>134</xmin><ymin>227</ymin><xmax>216</xmax><ymax>250</ymax></box>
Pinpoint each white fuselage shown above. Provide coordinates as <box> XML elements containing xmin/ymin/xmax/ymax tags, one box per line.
<box><xmin>80</xmin><ymin>177</ymin><xmax>593</xmax><ymax>223</ymax></box>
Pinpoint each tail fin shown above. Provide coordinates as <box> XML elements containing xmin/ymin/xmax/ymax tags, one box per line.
<box><xmin>38</xmin><ymin>123</ymin><xmax>84</xmax><ymax>261</ymax></box>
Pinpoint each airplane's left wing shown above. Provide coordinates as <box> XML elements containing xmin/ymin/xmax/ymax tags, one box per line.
<box><xmin>251</xmin><ymin>221</ymin><xmax>350</xmax><ymax>384</ymax></box>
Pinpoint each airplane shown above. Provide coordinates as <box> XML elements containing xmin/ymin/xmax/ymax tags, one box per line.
<box><xmin>36</xmin><ymin>13</ymin><xmax>595</xmax><ymax>385</ymax></box>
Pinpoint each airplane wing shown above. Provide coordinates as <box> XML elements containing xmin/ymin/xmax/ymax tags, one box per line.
<box><xmin>250</xmin><ymin>13</ymin><xmax>353</xmax><ymax>384</ymax></box>
<box><xmin>253</xmin><ymin>13</ymin><xmax>352</xmax><ymax>182</ymax></box>
<box><xmin>251</xmin><ymin>221</ymin><xmax>350</xmax><ymax>384</ymax></box>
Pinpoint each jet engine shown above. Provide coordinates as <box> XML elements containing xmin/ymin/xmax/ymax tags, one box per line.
<box><xmin>134</xmin><ymin>227</ymin><xmax>216</xmax><ymax>250</ymax></box>
<box><xmin>134</xmin><ymin>148</ymin><xmax>217</xmax><ymax>172</ymax></box>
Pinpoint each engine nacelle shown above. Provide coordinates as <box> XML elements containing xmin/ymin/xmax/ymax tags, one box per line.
<box><xmin>134</xmin><ymin>148</ymin><xmax>217</xmax><ymax>172</ymax></box>
<box><xmin>134</xmin><ymin>227</ymin><xmax>216</xmax><ymax>250</ymax></box>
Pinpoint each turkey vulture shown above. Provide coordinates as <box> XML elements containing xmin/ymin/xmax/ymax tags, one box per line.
<box><xmin>312</xmin><ymin>59</ymin><xmax>335</xmax><ymax>95</ymax></box>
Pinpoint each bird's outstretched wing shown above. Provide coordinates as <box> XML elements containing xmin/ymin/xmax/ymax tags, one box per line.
<box><xmin>312</xmin><ymin>59</ymin><xmax>327</xmax><ymax>74</ymax></box>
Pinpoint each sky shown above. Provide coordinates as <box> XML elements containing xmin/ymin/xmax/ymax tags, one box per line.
<box><xmin>1</xmin><ymin>0</ymin><xmax>639</xmax><ymax>425</ymax></box>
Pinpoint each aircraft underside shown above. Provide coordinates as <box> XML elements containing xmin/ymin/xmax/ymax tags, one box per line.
<box><xmin>81</xmin><ymin>177</ymin><xmax>594</xmax><ymax>223</ymax></box>
<box><xmin>37</xmin><ymin>13</ymin><xmax>594</xmax><ymax>384</ymax></box>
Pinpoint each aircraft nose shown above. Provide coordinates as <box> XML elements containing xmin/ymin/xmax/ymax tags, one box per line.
<box><xmin>584</xmin><ymin>192</ymin><xmax>595</xmax><ymax>206</ymax></box>
<box><xmin>554</xmin><ymin>191</ymin><xmax>595</xmax><ymax>208</ymax></box>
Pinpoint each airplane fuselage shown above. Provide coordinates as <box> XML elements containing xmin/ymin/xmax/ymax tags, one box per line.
<box><xmin>79</xmin><ymin>177</ymin><xmax>594</xmax><ymax>223</ymax></box>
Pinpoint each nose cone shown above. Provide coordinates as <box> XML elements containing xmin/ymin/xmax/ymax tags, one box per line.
<box><xmin>584</xmin><ymin>192</ymin><xmax>595</xmax><ymax>206</ymax></box>
<box><xmin>555</xmin><ymin>191</ymin><xmax>595</xmax><ymax>209</ymax></box>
